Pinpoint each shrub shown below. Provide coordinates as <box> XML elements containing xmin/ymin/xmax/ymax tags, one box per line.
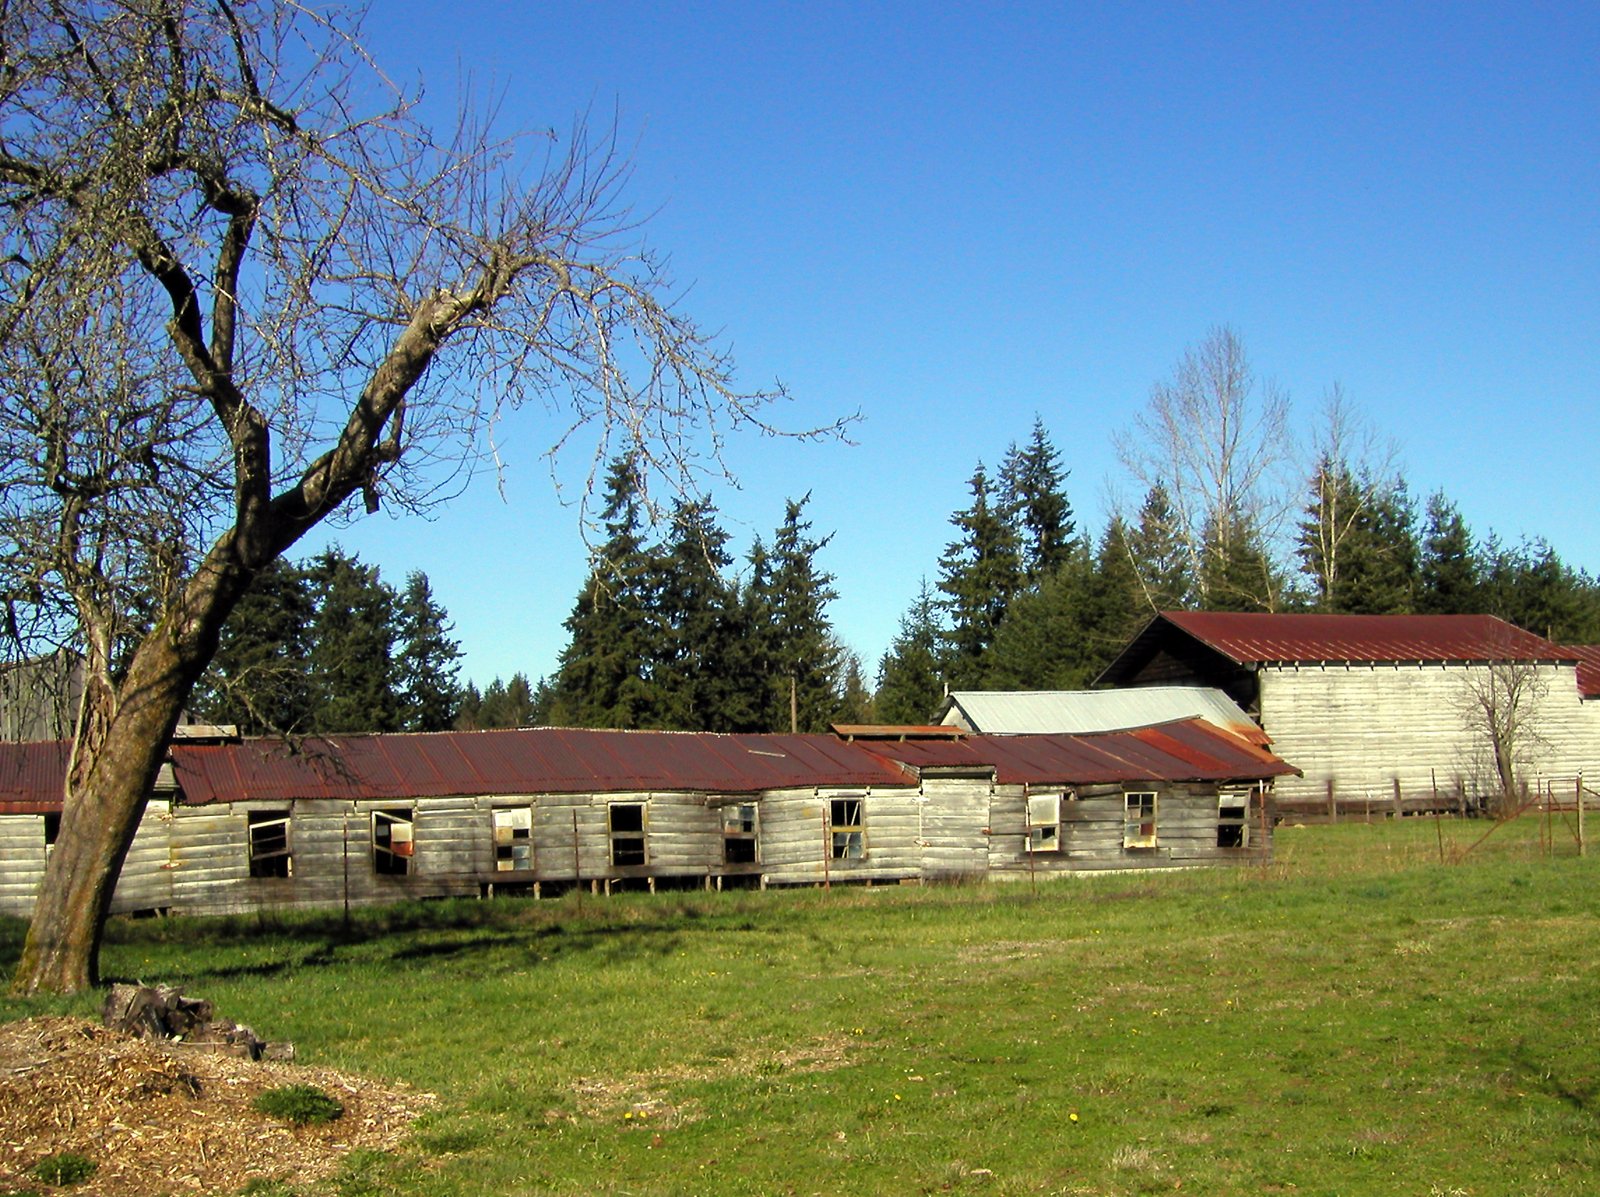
<box><xmin>251</xmin><ymin>1084</ymin><xmax>344</xmax><ymax>1126</ymax></box>
<box><xmin>30</xmin><ymin>1152</ymin><xmax>96</xmax><ymax>1186</ymax></box>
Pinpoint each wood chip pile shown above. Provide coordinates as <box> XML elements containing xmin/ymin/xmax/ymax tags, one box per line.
<box><xmin>0</xmin><ymin>1017</ymin><xmax>435</xmax><ymax>1195</ymax></box>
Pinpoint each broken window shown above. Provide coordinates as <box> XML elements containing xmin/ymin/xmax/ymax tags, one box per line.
<box><xmin>247</xmin><ymin>811</ymin><xmax>292</xmax><ymax>878</ymax></box>
<box><xmin>609</xmin><ymin>801</ymin><xmax>647</xmax><ymax>866</ymax></box>
<box><xmin>1217</xmin><ymin>788</ymin><xmax>1252</xmax><ymax>849</ymax></box>
<box><xmin>1027</xmin><ymin>792</ymin><xmax>1062</xmax><ymax>853</ymax></box>
<box><xmin>830</xmin><ymin>797</ymin><xmax>864</xmax><ymax>860</ymax></box>
<box><xmin>723</xmin><ymin>802</ymin><xmax>759</xmax><ymax>864</ymax></box>
<box><xmin>493</xmin><ymin>806</ymin><xmax>534</xmax><ymax>872</ymax></box>
<box><xmin>42</xmin><ymin>812</ymin><xmax>59</xmax><ymax>857</ymax></box>
<box><xmin>372</xmin><ymin>808</ymin><xmax>415</xmax><ymax>875</ymax></box>
<box><xmin>1124</xmin><ymin>791</ymin><xmax>1158</xmax><ymax>849</ymax></box>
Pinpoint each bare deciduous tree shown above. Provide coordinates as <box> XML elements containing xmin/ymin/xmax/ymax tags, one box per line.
<box><xmin>0</xmin><ymin>0</ymin><xmax>846</xmax><ymax>994</ymax></box>
<box><xmin>1455</xmin><ymin>661</ymin><xmax>1551</xmax><ymax>818</ymax></box>
<box><xmin>1114</xmin><ymin>325</ymin><xmax>1293</xmax><ymax>609</ymax></box>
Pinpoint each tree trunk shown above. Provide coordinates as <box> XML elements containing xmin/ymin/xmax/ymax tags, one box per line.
<box><xmin>11</xmin><ymin>556</ymin><xmax>250</xmax><ymax>995</ymax></box>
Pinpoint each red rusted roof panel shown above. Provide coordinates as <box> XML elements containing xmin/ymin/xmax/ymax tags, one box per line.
<box><xmin>0</xmin><ymin>740</ymin><xmax>69</xmax><ymax>813</ymax></box>
<box><xmin>869</xmin><ymin>719</ymin><xmax>1296</xmax><ymax>785</ymax></box>
<box><xmin>168</xmin><ymin>728</ymin><xmax>915</xmax><ymax>805</ymax></box>
<box><xmin>1162</xmin><ymin>612</ymin><xmax>1571</xmax><ymax>665</ymax></box>
<box><xmin>1558</xmin><ymin>645</ymin><xmax>1600</xmax><ymax>699</ymax></box>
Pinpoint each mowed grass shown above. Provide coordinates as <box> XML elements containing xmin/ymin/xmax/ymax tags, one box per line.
<box><xmin>4</xmin><ymin>815</ymin><xmax>1600</xmax><ymax>1195</ymax></box>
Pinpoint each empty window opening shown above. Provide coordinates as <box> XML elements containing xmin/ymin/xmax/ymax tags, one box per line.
<box><xmin>1124</xmin><ymin>791</ymin><xmax>1158</xmax><ymax>849</ymax></box>
<box><xmin>247</xmin><ymin>811</ymin><xmax>292</xmax><ymax>878</ymax></box>
<box><xmin>372</xmin><ymin>808</ymin><xmax>415</xmax><ymax>875</ymax></box>
<box><xmin>1217</xmin><ymin>789</ymin><xmax>1251</xmax><ymax>849</ymax></box>
<box><xmin>723</xmin><ymin>803</ymin><xmax>759</xmax><ymax>864</ymax></box>
<box><xmin>830</xmin><ymin>797</ymin><xmax>864</xmax><ymax>860</ymax></box>
<box><xmin>1028</xmin><ymin>792</ymin><xmax>1063</xmax><ymax>853</ymax></box>
<box><xmin>43</xmin><ymin>812</ymin><xmax>60</xmax><ymax>856</ymax></box>
<box><xmin>493</xmin><ymin>807</ymin><xmax>534</xmax><ymax>872</ymax></box>
<box><xmin>609</xmin><ymin>802</ymin><xmax>647</xmax><ymax>866</ymax></box>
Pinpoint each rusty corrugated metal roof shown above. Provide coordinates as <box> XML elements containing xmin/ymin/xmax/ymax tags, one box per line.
<box><xmin>166</xmin><ymin>727</ymin><xmax>916</xmax><ymax>805</ymax></box>
<box><xmin>1138</xmin><ymin>612</ymin><xmax>1572</xmax><ymax>669</ymax></box>
<box><xmin>867</xmin><ymin>719</ymin><xmax>1296</xmax><ymax>786</ymax></box>
<box><xmin>0</xmin><ymin>719</ymin><xmax>1298</xmax><ymax>810</ymax></box>
<box><xmin>1558</xmin><ymin>645</ymin><xmax>1600</xmax><ymax>699</ymax></box>
<box><xmin>0</xmin><ymin>740</ymin><xmax>70</xmax><ymax>813</ymax></box>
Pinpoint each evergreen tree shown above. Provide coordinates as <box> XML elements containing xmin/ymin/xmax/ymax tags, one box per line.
<box><xmin>304</xmin><ymin>548</ymin><xmax>400</xmax><ymax>733</ymax></box>
<box><xmin>1297</xmin><ymin>463</ymin><xmax>1417</xmax><ymax>614</ymax></box>
<box><xmin>1001</xmin><ymin>418</ymin><xmax>1075</xmax><ymax>583</ymax></box>
<box><xmin>454</xmin><ymin>680</ymin><xmax>484</xmax><ymax>730</ymax></box>
<box><xmin>394</xmin><ymin>571</ymin><xmax>463</xmax><ymax>732</ymax></box>
<box><xmin>191</xmin><ymin>558</ymin><xmax>315</xmax><ymax>733</ymax></box>
<box><xmin>544</xmin><ymin>457</ymin><xmax>662</xmax><ymax>728</ymax></box>
<box><xmin>1198</xmin><ymin>514</ymin><xmax>1283</xmax><ymax>612</ymax></box>
<box><xmin>749</xmin><ymin>495</ymin><xmax>842</xmax><ymax>732</ymax></box>
<box><xmin>1081</xmin><ymin>516</ymin><xmax>1152</xmax><ymax>673</ymax></box>
<box><xmin>654</xmin><ymin>499</ymin><xmax>752</xmax><ymax>731</ymax></box>
<box><xmin>476</xmin><ymin>673</ymin><xmax>539</xmax><ymax>729</ymax></box>
<box><xmin>833</xmin><ymin>645</ymin><xmax>876</xmax><ymax>726</ymax></box>
<box><xmin>1417</xmin><ymin>492</ymin><xmax>1479</xmax><ymax>615</ymax></box>
<box><xmin>1124</xmin><ymin>482</ymin><xmax>1191</xmax><ymax>612</ymax></box>
<box><xmin>983</xmin><ymin>549</ymin><xmax>1098</xmax><ymax>690</ymax></box>
<box><xmin>936</xmin><ymin>463</ymin><xmax>1023</xmax><ymax>687</ymax></box>
<box><xmin>876</xmin><ymin>581</ymin><xmax>945</xmax><ymax>725</ymax></box>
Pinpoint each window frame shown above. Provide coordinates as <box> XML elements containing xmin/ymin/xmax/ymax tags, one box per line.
<box><xmin>608</xmin><ymin>800</ymin><xmax>648</xmax><ymax>867</ymax></box>
<box><xmin>1217</xmin><ymin>787</ymin><xmax>1252</xmax><ymax>849</ymax></box>
<box><xmin>722</xmin><ymin>801</ymin><xmax>760</xmax><ymax>865</ymax></box>
<box><xmin>247</xmin><ymin>809</ymin><xmax>293</xmax><ymax>878</ymax></box>
<box><xmin>1027</xmin><ymin>791</ymin><xmax>1063</xmax><ymax>853</ymax></box>
<box><xmin>492</xmin><ymin>805</ymin><xmax>535</xmax><ymax>873</ymax></box>
<box><xmin>372</xmin><ymin>807</ymin><xmax>416</xmax><ymax>875</ymax></box>
<box><xmin>829</xmin><ymin>796</ymin><xmax>865</xmax><ymax>860</ymax></box>
<box><xmin>1123</xmin><ymin>790</ymin><xmax>1159</xmax><ymax>850</ymax></box>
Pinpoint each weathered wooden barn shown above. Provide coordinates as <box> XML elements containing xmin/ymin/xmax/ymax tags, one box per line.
<box><xmin>0</xmin><ymin>721</ymin><xmax>1295</xmax><ymax>917</ymax></box>
<box><xmin>1097</xmin><ymin>612</ymin><xmax>1600</xmax><ymax>815</ymax></box>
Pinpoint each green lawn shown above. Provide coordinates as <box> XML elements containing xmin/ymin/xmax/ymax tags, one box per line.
<box><xmin>5</xmin><ymin>815</ymin><xmax>1598</xmax><ymax>1195</ymax></box>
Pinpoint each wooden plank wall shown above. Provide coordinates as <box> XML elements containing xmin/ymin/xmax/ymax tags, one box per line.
<box><xmin>1262</xmin><ymin>663</ymin><xmax>1600</xmax><ymax>808</ymax></box>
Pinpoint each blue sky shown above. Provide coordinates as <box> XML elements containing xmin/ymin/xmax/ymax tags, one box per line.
<box><xmin>314</xmin><ymin>2</ymin><xmax>1600</xmax><ymax>687</ymax></box>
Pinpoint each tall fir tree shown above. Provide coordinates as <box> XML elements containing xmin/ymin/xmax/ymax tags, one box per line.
<box><xmin>1297</xmin><ymin>463</ymin><xmax>1417</xmax><ymax>614</ymax></box>
<box><xmin>982</xmin><ymin>548</ymin><xmax>1098</xmax><ymax>690</ymax></box>
<box><xmin>936</xmin><ymin>463</ymin><xmax>1023</xmax><ymax>687</ymax></box>
<box><xmin>749</xmin><ymin>495</ymin><xmax>842</xmax><ymax>732</ymax></box>
<box><xmin>876</xmin><ymin>580</ymin><xmax>945</xmax><ymax>725</ymax></box>
<box><xmin>545</xmin><ymin>457</ymin><xmax>663</xmax><ymax>728</ymax></box>
<box><xmin>1416</xmin><ymin>492</ymin><xmax>1479</xmax><ymax>615</ymax></box>
<box><xmin>1000</xmin><ymin>418</ymin><xmax>1076</xmax><ymax>583</ymax></box>
<box><xmin>654</xmin><ymin>498</ymin><xmax>754</xmax><ymax>731</ymax></box>
<box><xmin>1124</xmin><ymin>482</ymin><xmax>1192</xmax><ymax>613</ymax></box>
<box><xmin>394</xmin><ymin>571</ymin><xmax>464</xmax><ymax>732</ymax></box>
<box><xmin>190</xmin><ymin>558</ymin><xmax>315</xmax><ymax>734</ymax></box>
<box><xmin>304</xmin><ymin>548</ymin><xmax>400</xmax><ymax>733</ymax></box>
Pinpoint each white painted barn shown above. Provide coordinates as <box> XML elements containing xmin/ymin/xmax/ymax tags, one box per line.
<box><xmin>1097</xmin><ymin>612</ymin><xmax>1600</xmax><ymax>814</ymax></box>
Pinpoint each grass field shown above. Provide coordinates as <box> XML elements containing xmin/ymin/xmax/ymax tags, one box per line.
<box><xmin>4</xmin><ymin>815</ymin><xmax>1599</xmax><ymax>1195</ymax></box>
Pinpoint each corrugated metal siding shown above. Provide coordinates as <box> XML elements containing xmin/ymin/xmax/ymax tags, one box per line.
<box><xmin>939</xmin><ymin>688</ymin><xmax>1267</xmax><ymax>744</ymax></box>
<box><xmin>1162</xmin><ymin>612</ymin><xmax>1571</xmax><ymax>666</ymax></box>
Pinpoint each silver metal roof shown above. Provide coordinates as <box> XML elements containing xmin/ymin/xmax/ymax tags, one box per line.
<box><xmin>935</xmin><ymin>688</ymin><xmax>1266</xmax><ymax>744</ymax></box>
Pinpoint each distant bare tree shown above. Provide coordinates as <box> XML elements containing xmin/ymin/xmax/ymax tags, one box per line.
<box><xmin>1455</xmin><ymin>661</ymin><xmax>1551</xmax><ymax>818</ymax></box>
<box><xmin>0</xmin><ymin>0</ymin><xmax>846</xmax><ymax>994</ymax></box>
<box><xmin>1114</xmin><ymin>326</ymin><xmax>1293</xmax><ymax>608</ymax></box>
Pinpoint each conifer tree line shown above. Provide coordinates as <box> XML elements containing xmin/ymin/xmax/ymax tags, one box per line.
<box><xmin>190</xmin><ymin>549</ymin><xmax>464</xmax><ymax>735</ymax></box>
<box><xmin>878</xmin><ymin>328</ymin><xmax>1600</xmax><ymax>723</ymax></box>
<box><xmin>197</xmin><ymin>329</ymin><xmax>1600</xmax><ymax>738</ymax></box>
<box><xmin>530</xmin><ymin>457</ymin><xmax>872</xmax><ymax>733</ymax></box>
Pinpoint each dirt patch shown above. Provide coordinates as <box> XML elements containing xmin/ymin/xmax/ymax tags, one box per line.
<box><xmin>0</xmin><ymin>1017</ymin><xmax>434</xmax><ymax>1196</ymax></box>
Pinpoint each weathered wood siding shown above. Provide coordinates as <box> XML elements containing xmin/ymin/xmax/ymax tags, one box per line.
<box><xmin>758</xmin><ymin>787</ymin><xmax>924</xmax><ymax>885</ymax></box>
<box><xmin>0</xmin><ymin>804</ymin><xmax>171</xmax><ymax>917</ymax></box>
<box><xmin>0</xmin><ymin>814</ymin><xmax>49</xmax><ymax>916</ymax></box>
<box><xmin>918</xmin><ymin>775</ymin><xmax>992</xmax><ymax>879</ymax></box>
<box><xmin>1261</xmin><ymin>663</ymin><xmax>1600</xmax><ymax>806</ymax></box>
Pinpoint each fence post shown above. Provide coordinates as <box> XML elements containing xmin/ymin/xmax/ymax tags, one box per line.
<box><xmin>1579</xmin><ymin>774</ymin><xmax>1586</xmax><ymax>859</ymax></box>
<box><xmin>1392</xmin><ymin>778</ymin><xmax>1403</xmax><ymax>820</ymax></box>
<box><xmin>1326</xmin><ymin>778</ymin><xmax>1336</xmax><ymax>824</ymax></box>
